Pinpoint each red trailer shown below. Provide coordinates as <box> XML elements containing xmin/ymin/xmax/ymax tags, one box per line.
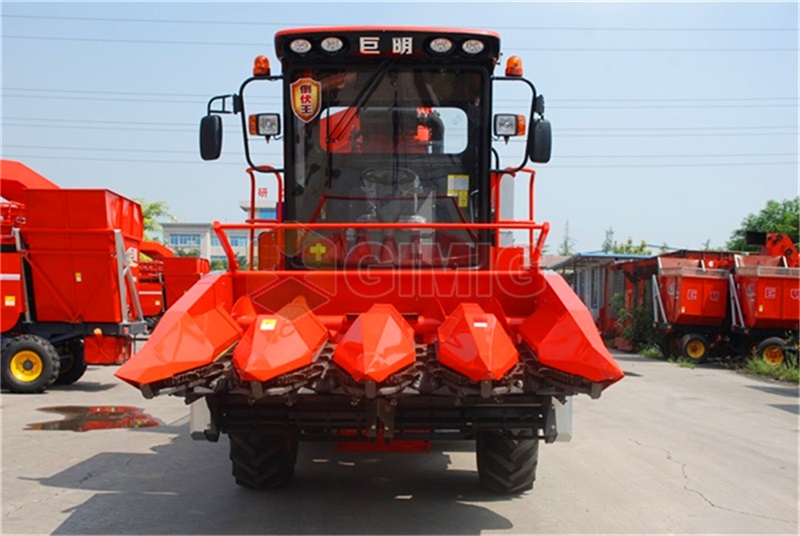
<box><xmin>653</xmin><ymin>257</ymin><xmax>731</xmax><ymax>361</ymax></box>
<box><xmin>137</xmin><ymin>241</ymin><xmax>210</xmax><ymax>327</ymax></box>
<box><xmin>1</xmin><ymin>160</ymin><xmax>148</xmax><ymax>393</ymax></box>
<box><xmin>729</xmin><ymin>254</ymin><xmax>800</xmax><ymax>365</ymax></box>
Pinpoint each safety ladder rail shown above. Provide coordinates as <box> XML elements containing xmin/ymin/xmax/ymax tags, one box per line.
<box><xmin>113</xmin><ymin>230</ymin><xmax>145</xmax><ymax>324</ymax></box>
<box><xmin>728</xmin><ymin>273</ymin><xmax>746</xmax><ymax>330</ymax></box>
<box><xmin>651</xmin><ymin>274</ymin><xmax>668</xmax><ymax>326</ymax></box>
<box><xmin>213</xmin><ymin>219</ymin><xmax>550</xmax><ymax>273</ymax></box>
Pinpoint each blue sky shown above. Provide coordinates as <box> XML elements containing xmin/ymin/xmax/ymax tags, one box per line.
<box><xmin>2</xmin><ymin>1</ymin><xmax>797</xmax><ymax>252</ymax></box>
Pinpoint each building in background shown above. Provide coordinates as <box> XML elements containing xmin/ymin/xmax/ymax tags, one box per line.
<box><xmin>162</xmin><ymin>200</ymin><xmax>277</xmax><ymax>264</ymax></box>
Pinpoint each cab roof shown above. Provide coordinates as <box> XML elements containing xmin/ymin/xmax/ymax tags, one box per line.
<box><xmin>274</xmin><ymin>26</ymin><xmax>501</xmax><ymax>64</ymax></box>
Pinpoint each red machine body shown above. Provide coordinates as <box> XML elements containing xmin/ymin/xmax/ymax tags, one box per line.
<box><xmin>726</xmin><ymin>234</ymin><xmax>799</xmax><ymax>365</ymax></box>
<box><xmin>596</xmin><ymin>235</ymin><xmax>798</xmax><ymax>364</ymax></box>
<box><xmin>23</xmin><ymin>188</ymin><xmax>143</xmax><ymax>323</ymax></box>
<box><xmin>730</xmin><ymin>254</ymin><xmax>800</xmax><ymax>331</ymax></box>
<box><xmin>655</xmin><ymin>258</ymin><xmax>729</xmax><ymax>328</ymax></box>
<box><xmin>117</xmin><ymin>26</ymin><xmax>623</xmax><ymax>495</ymax></box>
<box><xmin>1</xmin><ymin>159</ymin><xmax>149</xmax><ymax>393</ymax></box>
<box><xmin>137</xmin><ymin>241</ymin><xmax>211</xmax><ymax>322</ymax></box>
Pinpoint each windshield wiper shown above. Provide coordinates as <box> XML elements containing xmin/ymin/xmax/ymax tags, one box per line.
<box><xmin>327</xmin><ymin>60</ymin><xmax>392</xmax><ymax>144</ymax></box>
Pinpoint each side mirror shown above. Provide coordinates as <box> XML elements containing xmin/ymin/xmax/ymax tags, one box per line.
<box><xmin>199</xmin><ymin>115</ymin><xmax>223</xmax><ymax>161</ymax></box>
<box><xmin>528</xmin><ymin>118</ymin><xmax>552</xmax><ymax>163</ymax></box>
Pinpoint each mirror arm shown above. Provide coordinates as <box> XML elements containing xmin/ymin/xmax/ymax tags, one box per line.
<box><xmin>206</xmin><ymin>94</ymin><xmax>238</xmax><ymax>116</ymax></box>
<box><xmin>491</xmin><ymin>75</ymin><xmax>538</xmax><ymax>174</ymax></box>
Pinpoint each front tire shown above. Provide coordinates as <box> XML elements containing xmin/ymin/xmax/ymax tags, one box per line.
<box><xmin>1</xmin><ymin>334</ymin><xmax>61</xmax><ymax>393</ymax></box>
<box><xmin>229</xmin><ymin>431</ymin><xmax>298</xmax><ymax>489</ymax></box>
<box><xmin>476</xmin><ymin>430</ymin><xmax>539</xmax><ymax>494</ymax></box>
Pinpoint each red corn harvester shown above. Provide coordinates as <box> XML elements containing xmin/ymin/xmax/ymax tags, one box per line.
<box><xmin>1</xmin><ymin>159</ymin><xmax>148</xmax><ymax>392</ymax></box>
<box><xmin>116</xmin><ymin>27</ymin><xmax>624</xmax><ymax>494</ymax></box>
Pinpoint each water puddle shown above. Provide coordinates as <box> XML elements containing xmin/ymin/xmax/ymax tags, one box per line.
<box><xmin>27</xmin><ymin>406</ymin><xmax>163</xmax><ymax>432</ymax></box>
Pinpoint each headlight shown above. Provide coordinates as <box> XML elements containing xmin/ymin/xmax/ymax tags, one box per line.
<box><xmin>429</xmin><ymin>37</ymin><xmax>453</xmax><ymax>54</ymax></box>
<box><xmin>289</xmin><ymin>39</ymin><xmax>312</xmax><ymax>54</ymax></box>
<box><xmin>461</xmin><ymin>39</ymin><xmax>485</xmax><ymax>55</ymax></box>
<box><xmin>249</xmin><ymin>114</ymin><xmax>281</xmax><ymax>136</ymax></box>
<box><xmin>494</xmin><ymin>114</ymin><xmax>525</xmax><ymax>137</ymax></box>
<box><xmin>320</xmin><ymin>36</ymin><xmax>344</xmax><ymax>53</ymax></box>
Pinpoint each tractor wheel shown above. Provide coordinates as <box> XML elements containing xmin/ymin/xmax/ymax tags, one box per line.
<box><xmin>756</xmin><ymin>337</ymin><xmax>786</xmax><ymax>367</ymax></box>
<box><xmin>680</xmin><ymin>333</ymin><xmax>709</xmax><ymax>363</ymax></box>
<box><xmin>476</xmin><ymin>429</ymin><xmax>539</xmax><ymax>494</ymax></box>
<box><xmin>659</xmin><ymin>333</ymin><xmax>680</xmax><ymax>358</ymax></box>
<box><xmin>229</xmin><ymin>431</ymin><xmax>298</xmax><ymax>489</ymax></box>
<box><xmin>55</xmin><ymin>338</ymin><xmax>87</xmax><ymax>385</ymax></box>
<box><xmin>1</xmin><ymin>334</ymin><xmax>61</xmax><ymax>393</ymax></box>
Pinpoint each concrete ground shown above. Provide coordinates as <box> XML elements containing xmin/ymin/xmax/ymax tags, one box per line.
<box><xmin>2</xmin><ymin>351</ymin><xmax>798</xmax><ymax>535</ymax></box>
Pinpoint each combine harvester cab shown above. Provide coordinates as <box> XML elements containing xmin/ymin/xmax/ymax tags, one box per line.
<box><xmin>652</xmin><ymin>257</ymin><xmax>731</xmax><ymax>362</ymax></box>
<box><xmin>116</xmin><ymin>27</ymin><xmax>624</xmax><ymax>494</ymax></box>
<box><xmin>1</xmin><ymin>159</ymin><xmax>148</xmax><ymax>393</ymax></box>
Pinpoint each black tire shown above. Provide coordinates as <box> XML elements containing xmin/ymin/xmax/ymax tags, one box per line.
<box><xmin>1</xmin><ymin>334</ymin><xmax>61</xmax><ymax>393</ymax></box>
<box><xmin>229</xmin><ymin>431</ymin><xmax>298</xmax><ymax>489</ymax></box>
<box><xmin>55</xmin><ymin>338</ymin><xmax>87</xmax><ymax>385</ymax></box>
<box><xmin>756</xmin><ymin>337</ymin><xmax>786</xmax><ymax>367</ymax></box>
<box><xmin>476</xmin><ymin>430</ymin><xmax>539</xmax><ymax>494</ymax></box>
<box><xmin>680</xmin><ymin>333</ymin><xmax>709</xmax><ymax>363</ymax></box>
<box><xmin>659</xmin><ymin>333</ymin><xmax>679</xmax><ymax>358</ymax></box>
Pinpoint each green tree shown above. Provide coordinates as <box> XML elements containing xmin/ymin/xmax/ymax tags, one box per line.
<box><xmin>209</xmin><ymin>258</ymin><xmax>227</xmax><ymax>271</ymax></box>
<box><xmin>175</xmin><ymin>248</ymin><xmax>201</xmax><ymax>257</ymax></box>
<box><xmin>612</xmin><ymin>238</ymin><xmax>651</xmax><ymax>255</ymax></box>
<box><xmin>557</xmin><ymin>220</ymin><xmax>577</xmax><ymax>256</ymax></box>
<box><xmin>600</xmin><ymin>227</ymin><xmax>649</xmax><ymax>254</ymax></box>
<box><xmin>726</xmin><ymin>197</ymin><xmax>800</xmax><ymax>251</ymax></box>
<box><xmin>136</xmin><ymin>198</ymin><xmax>174</xmax><ymax>241</ymax></box>
<box><xmin>601</xmin><ymin>227</ymin><xmax>614</xmax><ymax>253</ymax></box>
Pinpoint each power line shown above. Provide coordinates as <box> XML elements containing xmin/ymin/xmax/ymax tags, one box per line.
<box><xmin>3</xmin><ymin>153</ymin><xmax>795</xmax><ymax>168</ymax></box>
<box><xmin>4</xmin><ymin>87</ymin><xmax>796</xmax><ymax>104</ymax></box>
<box><xmin>3</xmin><ymin>93</ymin><xmax>796</xmax><ymax>110</ymax></box>
<box><xmin>3</xmin><ymin>13</ymin><xmax>796</xmax><ymax>32</ymax></box>
<box><xmin>0</xmin><ymin>153</ymin><xmax>247</xmax><ymax>165</ymax></box>
<box><xmin>6</xmin><ymin>121</ymin><xmax>796</xmax><ymax>138</ymax></box>
<box><xmin>2</xmin><ymin>34</ymin><xmax>795</xmax><ymax>52</ymax></box>
<box><xmin>5</xmin><ymin>115</ymin><xmax>795</xmax><ymax>132</ymax></box>
<box><xmin>3</xmin><ymin>144</ymin><xmax>794</xmax><ymax>160</ymax></box>
<box><xmin>1</xmin><ymin>87</ymin><xmax>210</xmax><ymax>99</ymax></box>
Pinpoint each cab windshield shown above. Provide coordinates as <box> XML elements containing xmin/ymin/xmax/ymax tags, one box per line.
<box><xmin>284</xmin><ymin>65</ymin><xmax>489</xmax><ymax>268</ymax></box>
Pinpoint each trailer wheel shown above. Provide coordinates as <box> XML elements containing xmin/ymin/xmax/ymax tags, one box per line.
<box><xmin>740</xmin><ymin>337</ymin><xmax>759</xmax><ymax>359</ymax></box>
<box><xmin>476</xmin><ymin>430</ymin><xmax>539</xmax><ymax>494</ymax></box>
<box><xmin>55</xmin><ymin>338</ymin><xmax>87</xmax><ymax>385</ymax></box>
<box><xmin>229</xmin><ymin>431</ymin><xmax>298</xmax><ymax>489</ymax></box>
<box><xmin>1</xmin><ymin>334</ymin><xmax>61</xmax><ymax>393</ymax></box>
<box><xmin>756</xmin><ymin>337</ymin><xmax>786</xmax><ymax>367</ymax></box>
<box><xmin>659</xmin><ymin>333</ymin><xmax>680</xmax><ymax>358</ymax></box>
<box><xmin>680</xmin><ymin>334</ymin><xmax>709</xmax><ymax>362</ymax></box>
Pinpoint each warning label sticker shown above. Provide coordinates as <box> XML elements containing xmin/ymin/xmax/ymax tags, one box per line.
<box><xmin>447</xmin><ymin>175</ymin><xmax>469</xmax><ymax>208</ymax></box>
<box><xmin>260</xmin><ymin>318</ymin><xmax>278</xmax><ymax>331</ymax></box>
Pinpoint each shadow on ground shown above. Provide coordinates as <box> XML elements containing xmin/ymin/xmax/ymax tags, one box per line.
<box><xmin>31</xmin><ymin>425</ymin><xmax>515</xmax><ymax>535</ymax></box>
